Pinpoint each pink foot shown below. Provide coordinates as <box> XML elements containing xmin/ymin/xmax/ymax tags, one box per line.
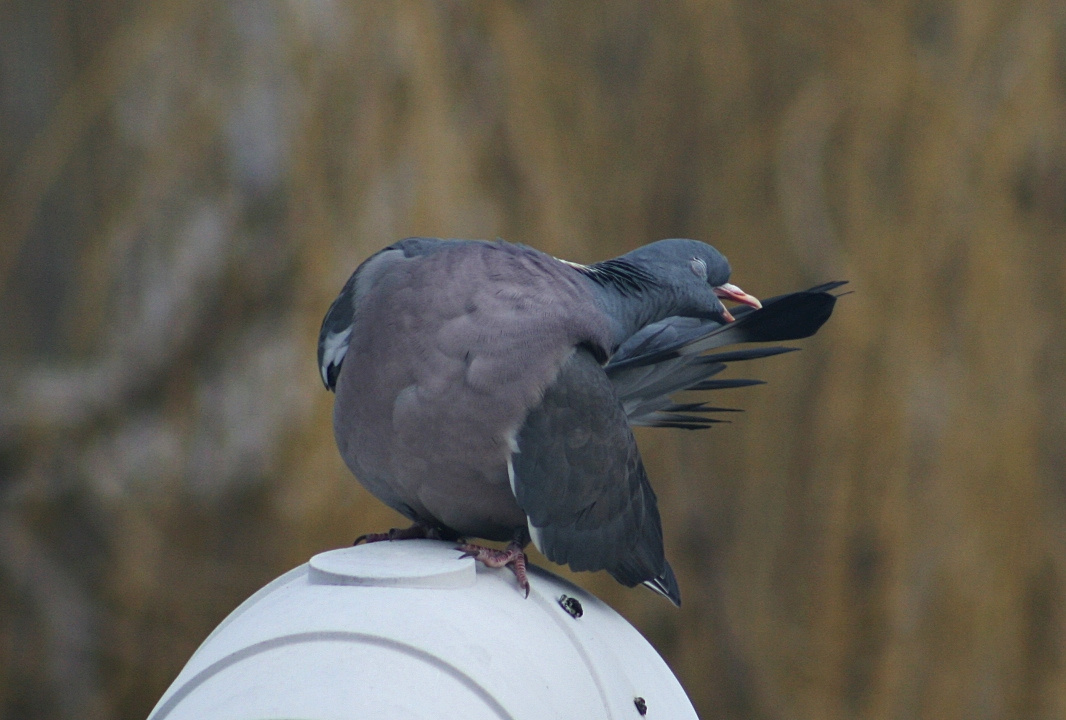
<box><xmin>354</xmin><ymin>523</ymin><xmax>440</xmax><ymax>545</ymax></box>
<box><xmin>457</xmin><ymin>540</ymin><xmax>530</xmax><ymax>598</ymax></box>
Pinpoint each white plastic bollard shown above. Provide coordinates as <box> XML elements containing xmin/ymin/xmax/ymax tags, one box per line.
<box><xmin>147</xmin><ymin>539</ymin><xmax>698</xmax><ymax>719</ymax></box>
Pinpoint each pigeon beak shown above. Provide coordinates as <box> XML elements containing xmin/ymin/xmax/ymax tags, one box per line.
<box><xmin>714</xmin><ymin>283</ymin><xmax>762</xmax><ymax>323</ymax></box>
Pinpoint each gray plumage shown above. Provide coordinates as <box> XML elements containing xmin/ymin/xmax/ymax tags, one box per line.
<box><xmin>319</xmin><ymin>237</ymin><xmax>843</xmax><ymax>605</ymax></box>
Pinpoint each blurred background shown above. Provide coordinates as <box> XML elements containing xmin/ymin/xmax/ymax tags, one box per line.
<box><xmin>2</xmin><ymin>1</ymin><xmax>1065</xmax><ymax>718</ymax></box>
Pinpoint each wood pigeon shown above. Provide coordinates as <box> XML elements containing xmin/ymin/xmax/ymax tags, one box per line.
<box><xmin>319</xmin><ymin>237</ymin><xmax>843</xmax><ymax>605</ymax></box>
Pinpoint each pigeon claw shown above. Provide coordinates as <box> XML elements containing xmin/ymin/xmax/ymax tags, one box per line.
<box><xmin>354</xmin><ymin>523</ymin><xmax>439</xmax><ymax>545</ymax></box>
<box><xmin>457</xmin><ymin>541</ymin><xmax>530</xmax><ymax>598</ymax></box>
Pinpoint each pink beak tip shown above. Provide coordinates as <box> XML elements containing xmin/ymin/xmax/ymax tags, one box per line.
<box><xmin>714</xmin><ymin>283</ymin><xmax>763</xmax><ymax>314</ymax></box>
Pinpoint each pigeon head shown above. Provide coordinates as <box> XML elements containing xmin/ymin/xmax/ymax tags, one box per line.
<box><xmin>617</xmin><ymin>239</ymin><xmax>762</xmax><ymax>323</ymax></box>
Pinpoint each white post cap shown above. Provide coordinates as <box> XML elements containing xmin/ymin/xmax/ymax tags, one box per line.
<box><xmin>148</xmin><ymin>539</ymin><xmax>697</xmax><ymax>720</ymax></box>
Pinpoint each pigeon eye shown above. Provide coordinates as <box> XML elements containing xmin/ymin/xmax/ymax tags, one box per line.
<box><xmin>689</xmin><ymin>257</ymin><xmax>708</xmax><ymax>280</ymax></box>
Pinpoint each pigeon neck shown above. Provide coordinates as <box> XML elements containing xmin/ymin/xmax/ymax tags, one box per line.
<box><xmin>571</xmin><ymin>260</ymin><xmax>689</xmax><ymax>350</ymax></box>
<box><xmin>597</xmin><ymin>283</ymin><xmax>690</xmax><ymax>350</ymax></box>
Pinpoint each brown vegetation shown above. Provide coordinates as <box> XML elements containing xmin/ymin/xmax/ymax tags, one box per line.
<box><xmin>2</xmin><ymin>2</ymin><xmax>1065</xmax><ymax>718</ymax></box>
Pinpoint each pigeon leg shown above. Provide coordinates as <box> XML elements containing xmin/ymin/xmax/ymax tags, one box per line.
<box><xmin>354</xmin><ymin>523</ymin><xmax>441</xmax><ymax>545</ymax></box>
<box><xmin>457</xmin><ymin>539</ymin><xmax>530</xmax><ymax>598</ymax></box>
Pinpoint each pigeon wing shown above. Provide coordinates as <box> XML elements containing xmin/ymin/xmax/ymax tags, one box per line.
<box><xmin>511</xmin><ymin>346</ymin><xmax>680</xmax><ymax>605</ymax></box>
<box><xmin>608</xmin><ymin>282</ymin><xmax>846</xmax><ymax>428</ymax></box>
